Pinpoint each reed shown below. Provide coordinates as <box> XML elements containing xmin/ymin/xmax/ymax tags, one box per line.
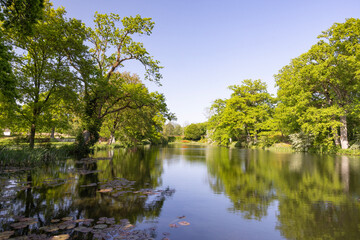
<box><xmin>0</xmin><ymin>145</ymin><xmax>72</xmax><ymax>167</ymax></box>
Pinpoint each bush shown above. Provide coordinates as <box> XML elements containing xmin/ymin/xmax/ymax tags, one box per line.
<box><xmin>184</xmin><ymin>123</ymin><xmax>206</xmax><ymax>140</ymax></box>
<box><xmin>167</xmin><ymin>136</ymin><xmax>176</xmax><ymax>142</ymax></box>
<box><xmin>289</xmin><ymin>132</ymin><xmax>314</xmax><ymax>152</ymax></box>
<box><xmin>350</xmin><ymin>140</ymin><xmax>360</xmax><ymax>150</ymax></box>
<box><xmin>257</xmin><ymin>132</ymin><xmax>284</xmax><ymax>148</ymax></box>
<box><xmin>229</xmin><ymin>141</ymin><xmax>242</xmax><ymax>148</ymax></box>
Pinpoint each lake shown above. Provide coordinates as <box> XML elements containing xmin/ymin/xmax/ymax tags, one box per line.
<box><xmin>1</xmin><ymin>144</ymin><xmax>360</xmax><ymax>239</ymax></box>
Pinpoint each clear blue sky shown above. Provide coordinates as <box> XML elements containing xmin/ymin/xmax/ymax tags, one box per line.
<box><xmin>52</xmin><ymin>0</ymin><xmax>360</xmax><ymax>125</ymax></box>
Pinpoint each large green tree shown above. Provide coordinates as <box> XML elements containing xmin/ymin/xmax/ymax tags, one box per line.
<box><xmin>275</xmin><ymin>18</ymin><xmax>360</xmax><ymax>150</ymax></box>
<box><xmin>100</xmin><ymin>72</ymin><xmax>174</xmax><ymax>146</ymax></box>
<box><xmin>163</xmin><ymin>122</ymin><xmax>183</xmax><ymax>136</ymax></box>
<box><xmin>0</xmin><ymin>0</ymin><xmax>44</xmax><ymax>130</ymax></box>
<box><xmin>184</xmin><ymin>123</ymin><xmax>207</xmax><ymax>140</ymax></box>
<box><xmin>6</xmin><ymin>2</ymin><xmax>85</xmax><ymax>148</ymax></box>
<box><xmin>208</xmin><ymin>79</ymin><xmax>274</xmax><ymax>146</ymax></box>
<box><xmin>70</xmin><ymin>12</ymin><xmax>165</xmax><ymax>152</ymax></box>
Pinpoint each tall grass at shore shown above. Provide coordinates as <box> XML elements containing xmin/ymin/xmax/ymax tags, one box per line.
<box><xmin>93</xmin><ymin>142</ymin><xmax>124</xmax><ymax>151</ymax></box>
<box><xmin>0</xmin><ymin>145</ymin><xmax>72</xmax><ymax>167</ymax></box>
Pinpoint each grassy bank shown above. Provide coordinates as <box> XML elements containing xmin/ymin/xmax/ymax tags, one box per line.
<box><xmin>336</xmin><ymin>148</ymin><xmax>360</xmax><ymax>156</ymax></box>
<box><xmin>93</xmin><ymin>142</ymin><xmax>124</xmax><ymax>151</ymax></box>
<box><xmin>172</xmin><ymin>140</ymin><xmax>360</xmax><ymax>156</ymax></box>
<box><xmin>264</xmin><ymin>143</ymin><xmax>294</xmax><ymax>152</ymax></box>
<box><xmin>0</xmin><ymin>145</ymin><xmax>73</xmax><ymax>167</ymax></box>
<box><xmin>2</xmin><ymin>137</ymin><xmax>359</xmax><ymax>168</ymax></box>
<box><xmin>0</xmin><ymin>137</ymin><xmax>160</xmax><ymax>167</ymax></box>
<box><xmin>169</xmin><ymin>139</ymin><xmax>209</xmax><ymax>145</ymax></box>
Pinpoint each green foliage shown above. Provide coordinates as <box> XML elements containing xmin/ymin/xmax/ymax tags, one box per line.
<box><xmin>207</xmin><ymin>79</ymin><xmax>274</xmax><ymax>146</ymax></box>
<box><xmin>0</xmin><ymin>2</ymin><xmax>173</xmax><ymax>156</ymax></box>
<box><xmin>163</xmin><ymin>122</ymin><xmax>183</xmax><ymax>136</ymax></box>
<box><xmin>88</xmin><ymin>12</ymin><xmax>162</xmax><ymax>83</ymax></box>
<box><xmin>267</xmin><ymin>143</ymin><xmax>293</xmax><ymax>152</ymax></box>
<box><xmin>4</xmin><ymin>2</ymin><xmax>86</xmax><ymax>148</ymax></box>
<box><xmin>70</xmin><ymin>12</ymin><xmax>169</xmax><ymax>153</ymax></box>
<box><xmin>184</xmin><ymin>123</ymin><xmax>207</xmax><ymax>140</ymax></box>
<box><xmin>162</xmin><ymin>122</ymin><xmax>174</xmax><ymax>136</ymax></box>
<box><xmin>275</xmin><ymin>18</ymin><xmax>360</xmax><ymax>150</ymax></box>
<box><xmin>288</xmin><ymin>132</ymin><xmax>314</xmax><ymax>152</ymax></box>
<box><xmin>257</xmin><ymin>131</ymin><xmax>283</xmax><ymax>148</ymax></box>
<box><xmin>99</xmin><ymin>73</ymin><xmax>174</xmax><ymax>147</ymax></box>
<box><xmin>337</xmin><ymin>148</ymin><xmax>360</xmax><ymax>155</ymax></box>
<box><xmin>0</xmin><ymin>0</ymin><xmax>44</xmax><ymax>109</ymax></box>
<box><xmin>173</xmin><ymin>124</ymin><xmax>183</xmax><ymax>136</ymax></box>
<box><xmin>0</xmin><ymin>0</ymin><xmax>44</xmax><ymax>35</ymax></box>
<box><xmin>229</xmin><ymin>141</ymin><xmax>242</xmax><ymax>148</ymax></box>
<box><xmin>0</xmin><ymin>31</ymin><xmax>15</xmax><ymax>102</ymax></box>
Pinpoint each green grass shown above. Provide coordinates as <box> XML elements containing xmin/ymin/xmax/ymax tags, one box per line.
<box><xmin>336</xmin><ymin>148</ymin><xmax>360</xmax><ymax>156</ymax></box>
<box><xmin>0</xmin><ymin>136</ymin><xmax>16</xmax><ymax>144</ymax></box>
<box><xmin>0</xmin><ymin>145</ymin><xmax>73</xmax><ymax>167</ymax></box>
<box><xmin>169</xmin><ymin>140</ymin><xmax>208</xmax><ymax>145</ymax></box>
<box><xmin>265</xmin><ymin>143</ymin><xmax>294</xmax><ymax>152</ymax></box>
<box><xmin>0</xmin><ymin>135</ymin><xmax>75</xmax><ymax>142</ymax></box>
<box><xmin>93</xmin><ymin>142</ymin><xmax>124</xmax><ymax>151</ymax></box>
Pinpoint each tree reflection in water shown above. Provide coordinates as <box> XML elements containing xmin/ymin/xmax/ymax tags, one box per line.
<box><xmin>1</xmin><ymin>146</ymin><xmax>360</xmax><ymax>239</ymax></box>
<box><xmin>0</xmin><ymin>147</ymin><xmax>173</xmax><ymax>239</ymax></box>
<box><xmin>205</xmin><ymin>148</ymin><xmax>360</xmax><ymax>239</ymax></box>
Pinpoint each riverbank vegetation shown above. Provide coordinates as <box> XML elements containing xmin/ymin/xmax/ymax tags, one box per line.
<box><xmin>1</xmin><ymin>1</ymin><xmax>360</xmax><ymax>161</ymax></box>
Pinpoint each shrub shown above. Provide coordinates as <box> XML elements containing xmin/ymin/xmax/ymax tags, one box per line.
<box><xmin>184</xmin><ymin>123</ymin><xmax>206</xmax><ymax>140</ymax></box>
<box><xmin>289</xmin><ymin>132</ymin><xmax>314</xmax><ymax>152</ymax></box>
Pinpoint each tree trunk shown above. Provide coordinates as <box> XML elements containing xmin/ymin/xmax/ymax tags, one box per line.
<box><xmin>109</xmin><ymin>132</ymin><xmax>116</xmax><ymax>144</ymax></box>
<box><xmin>254</xmin><ymin>132</ymin><xmax>258</xmax><ymax>144</ymax></box>
<box><xmin>50</xmin><ymin>127</ymin><xmax>55</xmax><ymax>139</ymax></box>
<box><xmin>246</xmin><ymin>131</ymin><xmax>251</xmax><ymax>144</ymax></box>
<box><xmin>83</xmin><ymin>130</ymin><xmax>91</xmax><ymax>144</ymax></box>
<box><xmin>29</xmin><ymin>123</ymin><xmax>36</xmax><ymax>149</ymax></box>
<box><xmin>245</xmin><ymin>125</ymin><xmax>251</xmax><ymax>144</ymax></box>
<box><xmin>108</xmin><ymin>119</ymin><xmax>118</xmax><ymax>145</ymax></box>
<box><xmin>340</xmin><ymin>115</ymin><xmax>349</xmax><ymax>149</ymax></box>
<box><xmin>332</xmin><ymin>127</ymin><xmax>340</xmax><ymax>147</ymax></box>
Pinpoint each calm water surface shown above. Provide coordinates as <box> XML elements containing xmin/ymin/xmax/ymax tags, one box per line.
<box><xmin>1</xmin><ymin>144</ymin><xmax>360</xmax><ymax>239</ymax></box>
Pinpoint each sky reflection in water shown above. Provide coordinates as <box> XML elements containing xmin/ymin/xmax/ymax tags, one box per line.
<box><xmin>0</xmin><ymin>145</ymin><xmax>360</xmax><ymax>239</ymax></box>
